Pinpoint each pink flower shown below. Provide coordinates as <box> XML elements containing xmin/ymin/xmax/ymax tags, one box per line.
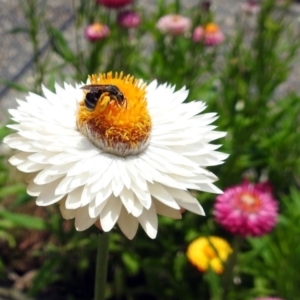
<box><xmin>97</xmin><ymin>0</ymin><xmax>132</xmax><ymax>9</ymax></box>
<box><xmin>192</xmin><ymin>26</ymin><xmax>204</xmax><ymax>43</ymax></box>
<box><xmin>117</xmin><ymin>10</ymin><xmax>141</xmax><ymax>28</ymax></box>
<box><xmin>193</xmin><ymin>23</ymin><xmax>225</xmax><ymax>46</ymax></box>
<box><xmin>241</xmin><ymin>0</ymin><xmax>260</xmax><ymax>15</ymax></box>
<box><xmin>85</xmin><ymin>22</ymin><xmax>110</xmax><ymax>42</ymax></box>
<box><xmin>203</xmin><ymin>23</ymin><xmax>225</xmax><ymax>46</ymax></box>
<box><xmin>213</xmin><ymin>180</ymin><xmax>279</xmax><ymax>237</ymax></box>
<box><xmin>156</xmin><ymin>14</ymin><xmax>191</xmax><ymax>36</ymax></box>
<box><xmin>255</xmin><ymin>298</ymin><xmax>284</xmax><ymax>300</ymax></box>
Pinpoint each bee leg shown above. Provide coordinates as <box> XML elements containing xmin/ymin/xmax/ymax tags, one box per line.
<box><xmin>98</xmin><ymin>92</ymin><xmax>111</xmax><ymax>112</ymax></box>
<box><xmin>111</xmin><ymin>96</ymin><xmax>127</xmax><ymax>109</ymax></box>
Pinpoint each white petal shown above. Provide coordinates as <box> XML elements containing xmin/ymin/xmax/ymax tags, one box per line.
<box><xmin>28</xmin><ymin>152</ymin><xmax>57</xmax><ymax>164</ymax></box>
<box><xmin>75</xmin><ymin>205</ymin><xmax>98</xmax><ymax>231</ymax></box>
<box><xmin>127</xmin><ymin>161</ymin><xmax>148</xmax><ymax>190</ymax></box>
<box><xmin>17</xmin><ymin>161</ymin><xmax>45</xmax><ymax>173</ymax></box>
<box><xmin>138</xmin><ymin>204</ymin><xmax>158</xmax><ymax>239</ymax></box>
<box><xmin>117</xmin><ymin>207</ymin><xmax>139</xmax><ymax>240</ymax></box>
<box><xmin>203</xmin><ymin>131</ymin><xmax>227</xmax><ymax>141</ymax></box>
<box><xmin>59</xmin><ymin>198</ymin><xmax>76</xmax><ymax>219</ymax></box>
<box><xmin>131</xmin><ymin>181</ymin><xmax>151</xmax><ymax>209</ymax></box>
<box><xmin>132</xmin><ymin>158</ymin><xmax>154</xmax><ymax>184</ymax></box>
<box><xmin>167</xmin><ymin>188</ymin><xmax>198</xmax><ymax>203</ymax></box>
<box><xmin>95</xmin><ymin>184</ymin><xmax>113</xmax><ymax>206</ymax></box>
<box><xmin>119</xmin><ymin>187</ymin><xmax>134</xmax><ymax>213</ymax></box>
<box><xmin>48</xmin><ymin>152</ymin><xmax>82</xmax><ymax>165</ymax></box>
<box><xmin>116</xmin><ymin>159</ymin><xmax>131</xmax><ymax>189</ymax></box>
<box><xmin>8</xmin><ymin>152</ymin><xmax>30</xmax><ymax>166</ymax></box>
<box><xmin>34</xmin><ymin>172</ymin><xmax>64</xmax><ymax>185</ymax></box>
<box><xmin>86</xmin><ymin>155</ymin><xmax>112</xmax><ymax>185</ymax></box>
<box><xmin>89</xmin><ymin>198</ymin><xmax>108</xmax><ymax>219</ymax></box>
<box><xmin>148</xmin><ymin>183</ymin><xmax>180</xmax><ymax>210</ymax></box>
<box><xmin>91</xmin><ymin>159</ymin><xmax>116</xmax><ymax>191</ymax></box>
<box><xmin>68</xmin><ymin>172</ymin><xmax>90</xmax><ymax>190</ymax></box>
<box><xmin>27</xmin><ymin>181</ymin><xmax>43</xmax><ymax>196</ymax></box>
<box><xmin>89</xmin><ymin>185</ymin><xmax>112</xmax><ymax>218</ymax></box>
<box><xmin>36</xmin><ymin>179</ymin><xmax>66</xmax><ymax>206</ymax></box>
<box><xmin>111</xmin><ymin>176</ymin><xmax>124</xmax><ymax>197</ymax></box>
<box><xmin>67</xmin><ymin>155</ymin><xmax>99</xmax><ymax>176</ymax></box>
<box><xmin>176</xmin><ymin>198</ymin><xmax>205</xmax><ymax>216</ymax></box>
<box><xmin>66</xmin><ymin>186</ymin><xmax>85</xmax><ymax>209</ymax></box>
<box><xmin>154</xmin><ymin>200</ymin><xmax>182</xmax><ymax>219</ymax></box>
<box><xmin>100</xmin><ymin>196</ymin><xmax>122</xmax><ymax>232</ymax></box>
<box><xmin>55</xmin><ymin>176</ymin><xmax>73</xmax><ymax>195</ymax></box>
<box><xmin>40</xmin><ymin>163</ymin><xmax>74</xmax><ymax>176</ymax></box>
<box><xmin>197</xmin><ymin>182</ymin><xmax>223</xmax><ymax>194</ymax></box>
<box><xmin>131</xmin><ymin>194</ymin><xmax>143</xmax><ymax>217</ymax></box>
<box><xmin>81</xmin><ymin>185</ymin><xmax>96</xmax><ymax>207</ymax></box>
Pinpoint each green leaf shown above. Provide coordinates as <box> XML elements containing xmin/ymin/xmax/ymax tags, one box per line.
<box><xmin>0</xmin><ymin>79</ymin><xmax>28</xmax><ymax>92</ymax></box>
<box><xmin>46</xmin><ymin>25</ymin><xmax>77</xmax><ymax>64</ymax></box>
<box><xmin>122</xmin><ymin>252</ymin><xmax>139</xmax><ymax>275</ymax></box>
<box><xmin>29</xmin><ymin>258</ymin><xmax>62</xmax><ymax>296</ymax></box>
<box><xmin>7</xmin><ymin>27</ymin><xmax>29</xmax><ymax>34</ymax></box>
<box><xmin>0</xmin><ymin>184</ymin><xmax>26</xmax><ymax>198</ymax></box>
<box><xmin>0</xmin><ymin>230</ymin><xmax>16</xmax><ymax>247</ymax></box>
<box><xmin>0</xmin><ymin>210</ymin><xmax>47</xmax><ymax>230</ymax></box>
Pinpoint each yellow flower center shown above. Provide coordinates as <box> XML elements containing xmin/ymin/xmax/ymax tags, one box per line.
<box><xmin>235</xmin><ymin>192</ymin><xmax>262</xmax><ymax>213</ymax></box>
<box><xmin>172</xmin><ymin>15</ymin><xmax>180</xmax><ymax>22</ymax></box>
<box><xmin>204</xmin><ymin>23</ymin><xmax>219</xmax><ymax>34</ymax></box>
<box><xmin>91</xmin><ymin>23</ymin><xmax>105</xmax><ymax>33</ymax></box>
<box><xmin>76</xmin><ymin>72</ymin><xmax>152</xmax><ymax>157</ymax></box>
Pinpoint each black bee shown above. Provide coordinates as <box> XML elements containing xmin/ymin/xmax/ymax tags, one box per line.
<box><xmin>80</xmin><ymin>84</ymin><xmax>127</xmax><ymax>111</ymax></box>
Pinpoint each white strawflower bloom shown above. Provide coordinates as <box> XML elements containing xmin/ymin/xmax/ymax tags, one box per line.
<box><xmin>4</xmin><ymin>72</ymin><xmax>227</xmax><ymax>239</ymax></box>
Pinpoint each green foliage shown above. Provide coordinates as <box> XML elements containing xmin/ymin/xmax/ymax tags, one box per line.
<box><xmin>240</xmin><ymin>188</ymin><xmax>300</xmax><ymax>299</ymax></box>
<box><xmin>1</xmin><ymin>0</ymin><xmax>300</xmax><ymax>299</ymax></box>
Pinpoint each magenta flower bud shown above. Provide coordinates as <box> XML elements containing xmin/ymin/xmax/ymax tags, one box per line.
<box><xmin>97</xmin><ymin>0</ymin><xmax>132</xmax><ymax>9</ymax></box>
<box><xmin>241</xmin><ymin>0</ymin><xmax>260</xmax><ymax>15</ymax></box>
<box><xmin>192</xmin><ymin>26</ymin><xmax>204</xmax><ymax>43</ymax></box>
<box><xmin>117</xmin><ymin>10</ymin><xmax>141</xmax><ymax>28</ymax></box>
<box><xmin>201</xmin><ymin>0</ymin><xmax>211</xmax><ymax>11</ymax></box>
<box><xmin>85</xmin><ymin>22</ymin><xmax>110</xmax><ymax>42</ymax></box>
<box><xmin>213</xmin><ymin>180</ymin><xmax>279</xmax><ymax>237</ymax></box>
<box><xmin>156</xmin><ymin>14</ymin><xmax>191</xmax><ymax>36</ymax></box>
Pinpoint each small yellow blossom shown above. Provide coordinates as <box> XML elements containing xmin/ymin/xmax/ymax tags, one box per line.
<box><xmin>186</xmin><ymin>236</ymin><xmax>232</xmax><ymax>274</ymax></box>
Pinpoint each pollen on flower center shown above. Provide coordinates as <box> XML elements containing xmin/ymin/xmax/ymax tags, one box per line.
<box><xmin>76</xmin><ymin>72</ymin><xmax>152</xmax><ymax>157</ymax></box>
<box><xmin>204</xmin><ymin>23</ymin><xmax>219</xmax><ymax>34</ymax></box>
<box><xmin>235</xmin><ymin>192</ymin><xmax>262</xmax><ymax>213</ymax></box>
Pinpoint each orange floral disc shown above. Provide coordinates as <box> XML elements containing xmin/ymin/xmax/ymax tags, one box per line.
<box><xmin>76</xmin><ymin>72</ymin><xmax>152</xmax><ymax>157</ymax></box>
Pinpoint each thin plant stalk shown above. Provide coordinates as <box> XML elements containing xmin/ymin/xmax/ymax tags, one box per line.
<box><xmin>94</xmin><ymin>232</ymin><xmax>110</xmax><ymax>300</ymax></box>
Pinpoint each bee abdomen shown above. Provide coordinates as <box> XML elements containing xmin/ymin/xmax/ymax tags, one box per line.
<box><xmin>84</xmin><ymin>90</ymin><xmax>102</xmax><ymax>111</ymax></box>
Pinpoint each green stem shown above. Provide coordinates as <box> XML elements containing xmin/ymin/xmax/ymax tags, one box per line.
<box><xmin>221</xmin><ymin>236</ymin><xmax>242</xmax><ymax>300</ymax></box>
<box><xmin>94</xmin><ymin>232</ymin><xmax>110</xmax><ymax>300</ymax></box>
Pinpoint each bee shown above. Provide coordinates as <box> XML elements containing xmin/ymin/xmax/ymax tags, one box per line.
<box><xmin>81</xmin><ymin>84</ymin><xmax>127</xmax><ymax>111</ymax></box>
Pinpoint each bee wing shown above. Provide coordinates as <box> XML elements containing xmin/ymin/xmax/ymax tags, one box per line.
<box><xmin>80</xmin><ymin>84</ymin><xmax>105</xmax><ymax>91</ymax></box>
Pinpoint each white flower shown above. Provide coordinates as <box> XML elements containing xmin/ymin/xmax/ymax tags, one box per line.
<box><xmin>4</xmin><ymin>72</ymin><xmax>227</xmax><ymax>239</ymax></box>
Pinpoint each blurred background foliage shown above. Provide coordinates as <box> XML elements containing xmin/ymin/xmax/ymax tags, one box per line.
<box><xmin>1</xmin><ymin>0</ymin><xmax>300</xmax><ymax>299</ymax></box>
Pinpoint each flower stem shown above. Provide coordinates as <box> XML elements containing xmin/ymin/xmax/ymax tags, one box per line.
<box><xmin>94</xmin><ymin>232</ymin><xmax>110</xmax><ymax>300</ymax></box>
<box><xmin>221</xmin><ymin>236</ymin><xmax>242</xmax><ymax>300</ymax></box>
